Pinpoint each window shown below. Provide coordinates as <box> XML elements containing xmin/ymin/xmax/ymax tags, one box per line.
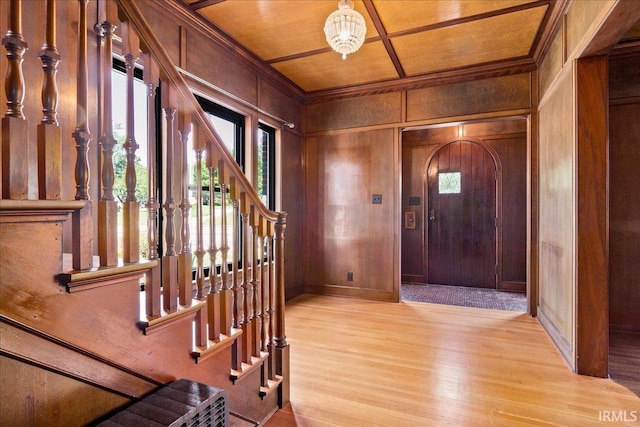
<box><xmin>196</xmin><ymin>95</ymin><xmax>244</xmax><ymax>169</ymax></box>
<box><xmin>438</xmin><ymin>172</ymin><xmax>461</xmax><ymax>194</ymax></box>
<box><xmin>257</xmin><ymin>123</ymin><xmax>275</xmax><ymax>210</ymax></box>
<box><xmin>193</xmin><ymin>97</ymin><xmax>246</xmax><ymax>273</ymax></box>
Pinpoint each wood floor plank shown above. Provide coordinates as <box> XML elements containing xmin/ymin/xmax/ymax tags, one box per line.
<box><xmin>264</xmin><ymin>295</ymin><xmax>640</xmax><ymax>427</ymax></box>
<box><xmin>610</xmin><ymin>330</ymin><xmax>640</xmax><ymax>397</ymax></box>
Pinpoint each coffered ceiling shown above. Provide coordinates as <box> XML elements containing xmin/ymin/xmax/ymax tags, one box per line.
<box><xmin>178</xmin><ymin>0</ymin><xmax>639</xmax><ymax>95</ymax></box>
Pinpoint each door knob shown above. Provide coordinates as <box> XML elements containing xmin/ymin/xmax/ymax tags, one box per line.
<box><xmin>429</xmin><ymin>209</ymin><xmax>435</xmax><ymax>222</ymax></box>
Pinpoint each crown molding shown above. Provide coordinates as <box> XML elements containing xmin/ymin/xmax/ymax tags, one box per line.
<box><xmin>531</xmin><ymin>0</ymin><xmax>570</xmax><ymax>65</ymax></box>
<box><xmin>153</xmin><ymin>0</ymin><xmax>305</xmax><ymax>102</ymax></box>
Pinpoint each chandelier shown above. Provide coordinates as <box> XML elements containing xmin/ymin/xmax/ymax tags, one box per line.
<box><xmin>324</xmin><ymin>0</ymin><xmax>366</xmax><ymax>60</ymax></box>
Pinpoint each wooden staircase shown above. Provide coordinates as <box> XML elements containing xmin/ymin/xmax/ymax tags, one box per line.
<box><xmin>0</xmin><ymin>1</ymin><xmax>289</xmax><ymax>425</ymax></box>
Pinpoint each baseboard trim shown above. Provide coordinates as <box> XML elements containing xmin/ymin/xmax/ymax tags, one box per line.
<box><xmin>610</xmin><ymin>313</ymin><xmax>640</xmax><ymax>331</ymax></box>
<box><xmin>610</xmin><ymin>323</ymin><xmax>640</xmax><ymax>333</ymax></box>
<box><xmin>498</xmin><ymin>281</ymin><xmax>526</xmax><ymax>293</ymax></box>
<box><xmin>401</xmin><ymin>274</ymin><xmax>424</xmax><ymax>284</ymax></box>
<box><xmin>285</xmin><ymin>286</ymin><xmax>305</xmax><ymax>302</ymax></box>
<box><xmin>537</xmin><ymin>306</ymin><xmax>574</xmax><ymax>371</ymax></box>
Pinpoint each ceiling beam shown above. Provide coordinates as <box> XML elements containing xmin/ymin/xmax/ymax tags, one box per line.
<box><xmin>387</xmin><ymin>0</ymin><xmax>551</xmax><ymax>39</ymax></box>
<box><xmin>530</xmin><ymin>0</ymin><xmax>569</xmax><ymax>64</ymax></box>
<box><xmin>149</xmin><ymin>0</ymin><xmax>305</xmax><ymax>100</ymax></box>
<box><xmin>363</xmin><ymin>0</ymin><xmax>405</xmax><ymax>78</ymax></box>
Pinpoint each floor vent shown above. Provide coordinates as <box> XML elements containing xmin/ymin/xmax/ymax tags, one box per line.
<box><xmin>98</xmin><ymin>378</ymin><xmax>228</xmax><ymax>426</ymax></box>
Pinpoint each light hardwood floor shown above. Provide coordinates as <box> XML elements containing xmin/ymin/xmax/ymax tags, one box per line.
<box><xmin>264</xmin><ymin>295</ymin><xmax>640</xmax><ymax>427</ymax></box>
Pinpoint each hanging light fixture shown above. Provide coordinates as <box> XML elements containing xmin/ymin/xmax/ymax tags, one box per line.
<box><xmin>324</xmin><ymin>0</ymin><xmax>366</xmax><ymax>60</ymax></box>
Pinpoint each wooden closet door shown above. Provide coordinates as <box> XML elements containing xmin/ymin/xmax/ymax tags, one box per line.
<box><xmin>427</xmin><ymin>141</ymin><xmax>497</xmax><ymax>288</ymax></box>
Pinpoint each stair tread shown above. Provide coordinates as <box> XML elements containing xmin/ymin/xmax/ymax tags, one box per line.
<box><xmin>230</xmin><ymin>351</ymin><xmax>270</xmax><ymax>383</ymax></box>
<box><xmin>191</xmin><ymin>328</ymin><xmax>243</xmax><ymax>364</ymax></box>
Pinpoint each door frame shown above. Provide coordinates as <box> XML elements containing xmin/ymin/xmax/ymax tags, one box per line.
<box><xmin>422</xmin><ymin>138</ymin><xmax>503</xmax><ymax>289</ymax></box>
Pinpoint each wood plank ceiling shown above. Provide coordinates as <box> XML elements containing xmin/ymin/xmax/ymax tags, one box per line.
<box><xmin>180</xmin><ymin>0</ymin><xmax>638</xmax><ymax>95</ymax></box>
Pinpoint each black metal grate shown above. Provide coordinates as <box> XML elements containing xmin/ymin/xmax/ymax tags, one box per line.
<box><xmin>183</xmin><ymin>396</ymin><xmax>226</xmax><ymax>427</ymax></box>
<box><xmin>98</xmin><ymin>379</ymin><xmax>228</xmax><ymax>427</ymax></box>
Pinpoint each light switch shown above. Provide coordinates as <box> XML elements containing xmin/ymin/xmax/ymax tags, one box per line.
<box><xmin>372</xmin><ymin>194</ymin><xmax>382</xmax><ymax>204</ymax></box>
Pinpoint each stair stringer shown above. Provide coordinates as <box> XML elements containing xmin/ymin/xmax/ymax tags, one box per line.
<box><xmin>0</xmin><ymin>208</ymin><xmax>278</xmax><ymax>424</ymax></box>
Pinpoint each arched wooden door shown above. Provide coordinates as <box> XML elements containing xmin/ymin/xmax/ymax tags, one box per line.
<box><xmin>426</xmin><ymin>140</ymin><xmax>497</xmax><ymax>288</ymax></box>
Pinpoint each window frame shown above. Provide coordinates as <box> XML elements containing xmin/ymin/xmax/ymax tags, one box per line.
<box><xmin>258</xmin><ymin>122</ymin><xmax>276</xmax><ymax>211</ymax></box>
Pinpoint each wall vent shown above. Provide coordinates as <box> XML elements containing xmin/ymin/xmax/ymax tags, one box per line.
<box><xmin>98</xmin><ymin>378</ymin><xmax>228</xmax><ymax>426</ymax></box>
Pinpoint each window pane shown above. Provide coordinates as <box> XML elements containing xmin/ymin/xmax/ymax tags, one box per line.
<box><xmin>439</xmin><ymin>172</ymin><xmax>461</xmax><ymax>194</ymax></box>
<box><xmin>257</xmin><ymin>124</ymin><xmax>275</xmax><ymax>210</ymax></box>
<box><xmin>194</xmin><ymin>98</ymin><xmax>245</xmax><ymax>272</ymax></box>
<box><xmin>205</xmin><ymin>113</ymin><xmax>235</xmax><ymax>158</ymax></box>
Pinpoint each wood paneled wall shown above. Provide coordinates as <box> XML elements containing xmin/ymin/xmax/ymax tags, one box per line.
<box><xmin>303</xmin><ymin>72</ymin><xmax>532</xmax><ymax>301</ymax></box>
<box><xmin>406</xmin><ymin>74</ymin><xmax>531</xmax><ymax>122</ymax></box>
<box><xmin>0</xmin><ymin>356</ymin><xmax>130</xmax><ymax>426</ymax></box>
<box><xmin>401</xmin><ymin>120</ymin><xmax>527</xmax><ymax>292</ymax></box>
<box><xmin>281</xmin><ymin>130</ymin><xmax>304</xmax><ymax>300</ymax></box>
<box><xmin>304</xmin><ymin>128</ymin><xmax>399</xmax><ymax>301</ymax></box>
<box><xmin>305</xmin><ymin>93</ymin><xmax>402</xmax><ymax>133</ymax></box>
<box><xmin>538</xmin><ymin>66</ymin><xmax>576</xmax><ymax>368</ymax></box>
<box><xmin>536</xmin><ymin>0</ymin><xmax>637</xmax><ymax>375</ymax></box>
<box><xmin>609</xmin><ymin>53</ymin><xmax>640</xmax><ymax>331</ymax></box>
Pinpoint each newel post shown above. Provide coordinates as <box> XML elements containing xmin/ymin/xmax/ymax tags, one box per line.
<box><xmin>273</xmin><ymin>211</ymin><xmax>289</xmax><ymax>407</ymax></box>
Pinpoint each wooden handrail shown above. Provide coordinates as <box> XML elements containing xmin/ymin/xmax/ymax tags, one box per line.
<box><xmin>115</xmin><ymin>0</ymin><xmax>279</xmax><ymax>224</ymax></box>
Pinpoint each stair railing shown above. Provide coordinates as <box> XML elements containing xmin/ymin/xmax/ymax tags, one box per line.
<box><xmin>1</xmin><ymin>0</ymin><xmax>289</xmax><ymax>404</ymax></box>
<box><xmin>114</xmin><ymin>0</ymin><xmax>289</xmax><ymax>399</ymax></box>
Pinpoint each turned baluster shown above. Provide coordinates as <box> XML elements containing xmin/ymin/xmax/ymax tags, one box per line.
<box><xmin>240</xmin><ymin>201</ymin><xmax>252</xmax><ymax>364</ymax></box>
<box><xmin>206</xmin><ymin>142</ymin><xmax>221</xmax><ymax>341</ymax></box>
<box><xmin>143</xmin><ymin>52</ymin><xmax>160</xmax><ymax>317</ymax></box>
<box><xmin>121</xmin><ymin>22</ymin><xmax>140</xmax><ymax>263</ymax></box>
<box><xmin>69</xmin><ymin>0</ymin><xmax>93</xmax><ymax>270</ymax></box>
<box><xmin>2</xmin><ymin>0</ymin><xmax>29</xmax><ymax>199</ymax></box>
<box><xmin>206</xmin><ymin>155</ymin><xmax>219</xmax><ymax>293</ymax></box>
<box><xmin>251</xmin><ymin>208</ymin><xmax>262</xmax><ymax>358</ymax></box>
<box><xmin>218</xmin><ymin>163</ymin><xmax>233</xmax><ymax>335</ymax></box>
<box><xmin>193</xmin><ymin>127</ymin><xmax>205</xmax><ymax>300</ymax></box>
<box><xmin>231</xmin><ymin>196</ymin><xmax>241</xmax><ymax>329</ymax></box>
<box><xmin>266</xmin><ymin>225</ymin><xmax>276</xmax><ymax>381</ymax></box>
<box><xmin>177</xmin><ymin>112</ymin><xmax>192</xmax><ymax>307</ymax></box>
<box><xmin>73</xmin><ymin>0</ymin><xmax>91</xmax><ymax>201</ymax></box>
<box><xmin>37</xmin><ymin>0</ymin><xmax>62</xmax><ymax>200</ymax></box>
<box><xmin>39</xmin><ymin>0</ymin><xmax>59</xmax><ymax>126</ymax></box>
<box><xmin>3</xmin><ymin>0</ymin><xmax>26</xmax><ymax>120</ymax></box>
<box><xmin>260</xmin><ymin>231</ymin><xmax>270</xmax><ymax>387</ymax></box>
<box><xmin>261</xmin><ymin>234</ymin><xmax>270</xmax><ymax>353</ymax></box>
<box><xmin>161</xmin><ymin>82</ymin><xmax>178</xmax><ymax>312</ymax></box>
<box><xmin>144</xmin><ymin>53</ymin><xmax>160</xmax><ymax>261</ymax></box>
<box><xmin>231</xmin><ymin>196</ymin><xmax>242</xmax><ymax>370</ymax></box>
<box><xmin>96</xmin><ymin>1</ymin><xmax>118</xmax><ymax>266</ymax></box>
